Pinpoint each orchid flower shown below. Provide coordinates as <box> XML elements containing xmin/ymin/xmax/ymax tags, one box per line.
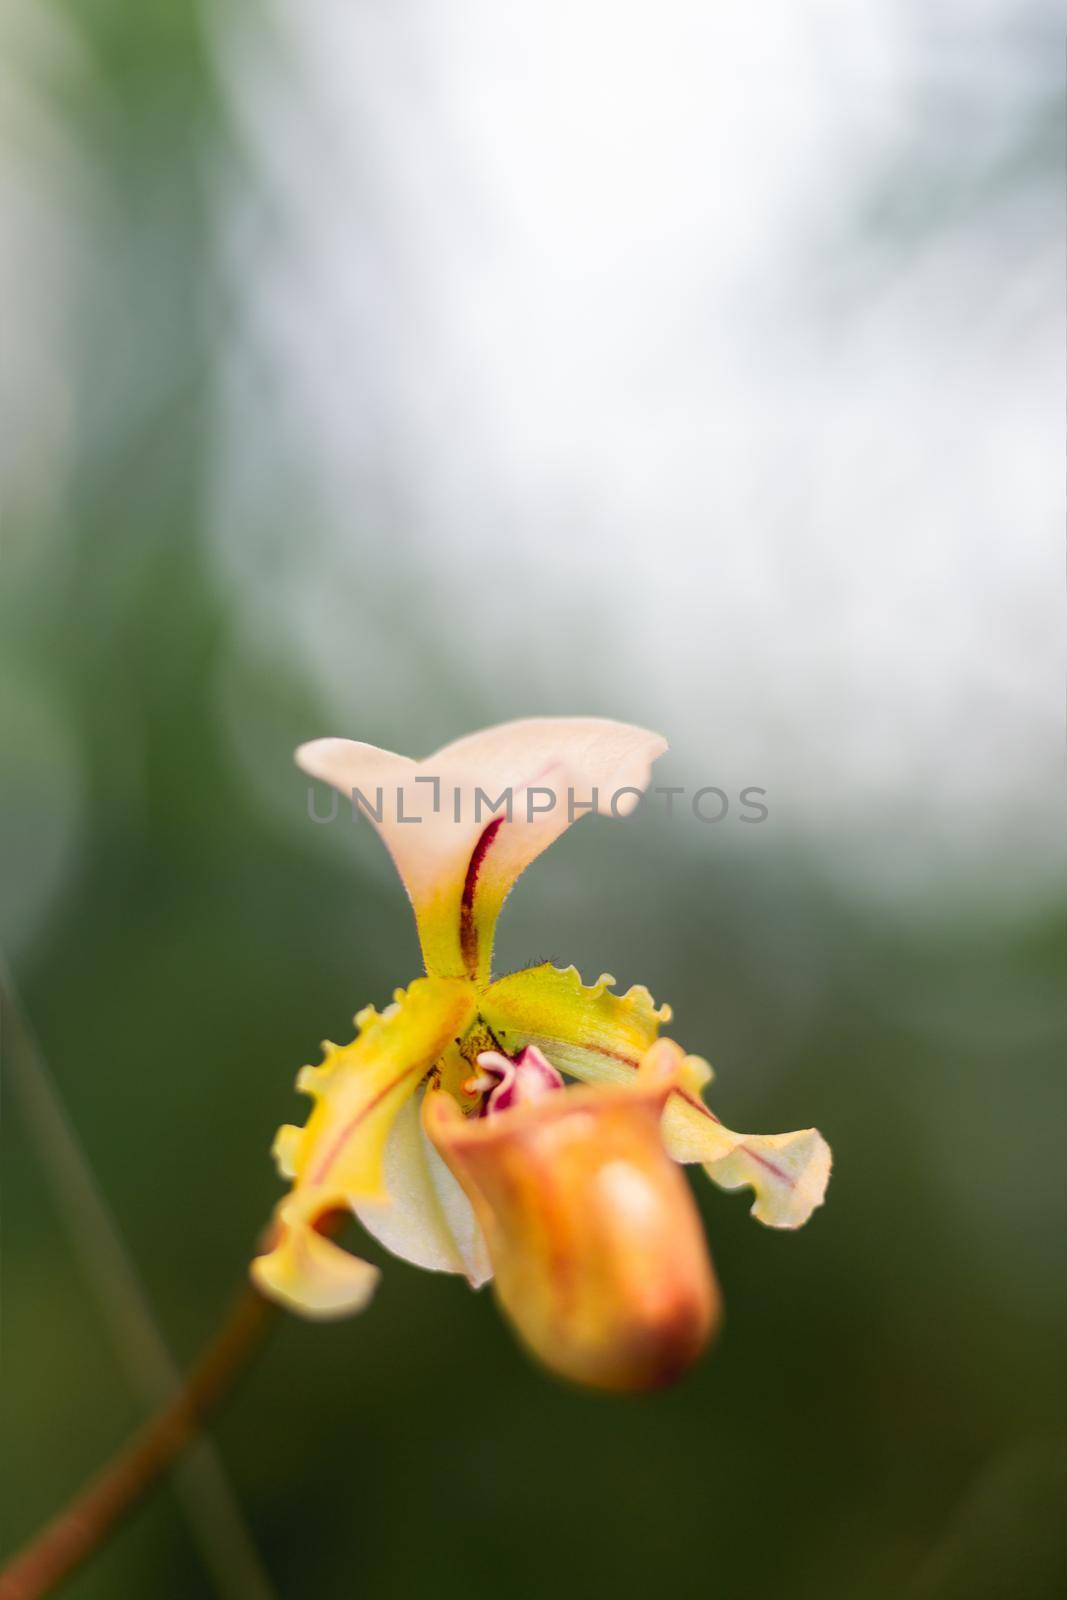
<box><xmin>252</xmin><ymin>719</ymin><xmax>831</xmax><ymax>1390</ymax></box>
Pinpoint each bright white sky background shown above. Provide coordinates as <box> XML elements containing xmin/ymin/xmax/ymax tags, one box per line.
<box><xmin>207</xmin><ymin>0</ymin><xmax>1061</xmax><ymax>896</ymax></box>
<box><xmin>3</xmin><ymin>0</ymin><xmax>1061</xmax><ymax>938</ymax></box>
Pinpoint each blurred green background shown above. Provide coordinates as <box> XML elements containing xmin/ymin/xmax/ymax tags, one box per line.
<box><xmin>2</xmin><ymin>3</ymin><xmax>1064</xmax><ymax>1597</ymax></box>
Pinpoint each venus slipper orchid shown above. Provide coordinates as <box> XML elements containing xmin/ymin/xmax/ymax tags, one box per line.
<box><xmin>0</xmin><ymin>721</ymin><xmax>835</xmax><ymax>1600</ymax></box>
<box><xmin>251</xmin><ymin>718</ymin><xmax>832</xmax><ymax>1390</ymax></box>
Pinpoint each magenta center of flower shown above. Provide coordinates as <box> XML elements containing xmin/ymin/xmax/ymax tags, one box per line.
<box><xmin>474</xmin><ymin>1045</ymin><xmax>565</xmax><ymax>1115</ymax></box>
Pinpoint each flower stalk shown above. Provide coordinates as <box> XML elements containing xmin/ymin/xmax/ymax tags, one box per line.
<box><xmin>0</xmin><ymin>1285</ymin><xmax>275</xmax><ymax>1600</ymax></box>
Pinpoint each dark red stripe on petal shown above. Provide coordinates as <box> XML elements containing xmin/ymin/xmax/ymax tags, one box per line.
<box><xmin>309</xmin><ymin>1064</ymin><xmax>418</xmax><ymax>1185</ymax></box>
<box><xmin>578</xmin><ymin>1042</ymin><xmax>723</xmax><ymax>1123</ymax></box>
<box><xmin>738</xmin><ymin>1146</ymin><xmax>793</xmax><ymax>1186</ymax></box>
<box><xmin>459</xmin><ymin>816</ymin><xmax>505</xmax><ymax>974</ymax></box>
<box><xmin>579</xmin><ymin>1041</ymin><xmax>640</xmax><ymax>1067</ymax></box>
<box><xmin>565</xmin><ymin>1041</ymin><xmax>798</xmax><ymax>1187</ymax></box>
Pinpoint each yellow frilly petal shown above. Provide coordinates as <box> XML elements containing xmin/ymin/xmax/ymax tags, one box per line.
<box><xmin>251</xmin><ymin>976</ymin><xmax>477</xmax><ymax>1318</ymax></box>
<box><xmin>482</xmin><ymin>964</ymin><xmax>830</xmax><ymax>1228</ymax></box>
<box><xmin>481</xmin><ymin>960</ymin><xmax>674</xmax><ymax>1075</ymax></box>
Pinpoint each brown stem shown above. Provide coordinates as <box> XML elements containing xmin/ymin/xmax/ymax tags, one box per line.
<box><xmin>0</xmin><ymin>1285</ymin><xmax>276</xmax><ymax>1600</ymax></box>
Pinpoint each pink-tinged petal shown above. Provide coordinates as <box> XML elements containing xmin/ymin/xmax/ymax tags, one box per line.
<box><xmin>297</xmin><ymin>718</ymin><xmax>667</xmax><ymax>979</ymax></box>
<box><xmin>476</xmin><ymin>1045</ymin><xmax>565</xmax><ymax>1113</ymax></box>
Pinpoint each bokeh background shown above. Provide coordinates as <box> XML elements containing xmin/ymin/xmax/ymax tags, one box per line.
<box><xmin>2</xmin><ymin>2</ymin><xmax>1064</xmax><ymax>1597</ymax></box>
